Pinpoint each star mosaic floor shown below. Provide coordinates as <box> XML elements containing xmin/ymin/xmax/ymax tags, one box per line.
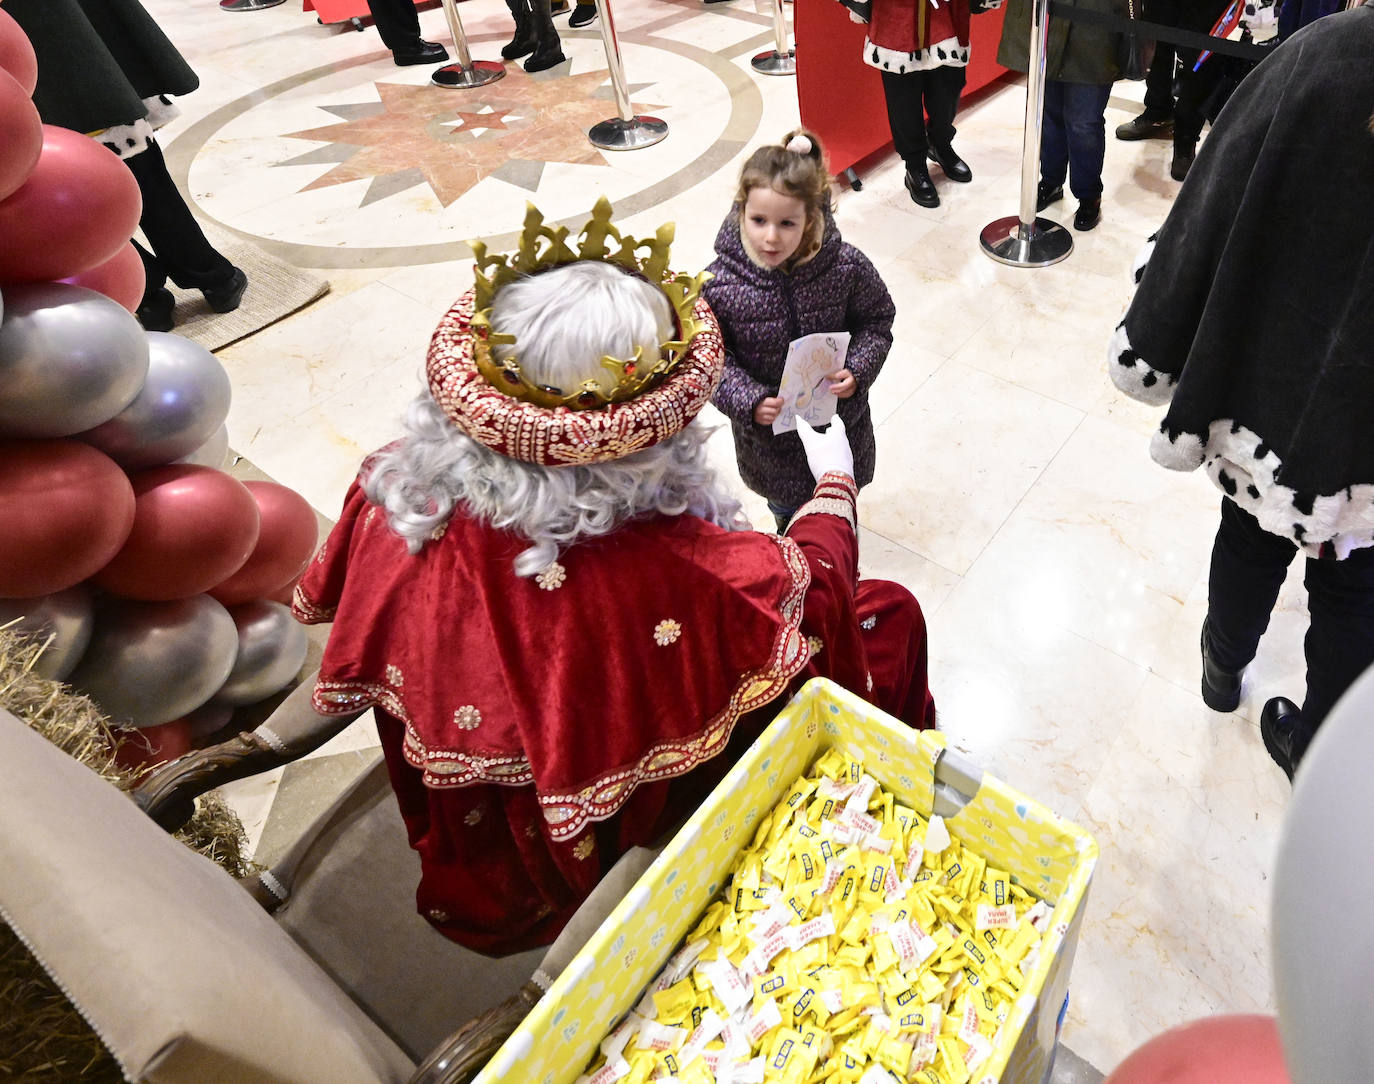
<box><xmin>140</xmin><ymin>0</ymin><xmax>1297</xmax><ymax>1074</ymax></box>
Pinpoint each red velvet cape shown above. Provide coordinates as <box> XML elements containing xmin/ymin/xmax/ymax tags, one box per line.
<box><xmin>294</xmin><ymin>470</ymin><xmax>933</xmax><ymax>953</ymax></box>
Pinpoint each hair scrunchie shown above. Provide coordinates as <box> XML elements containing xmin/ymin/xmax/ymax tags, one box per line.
<box><xmin>785</xmin><ymin>133</ymin><xmax>813</xmax><ymax>156</ymax></box>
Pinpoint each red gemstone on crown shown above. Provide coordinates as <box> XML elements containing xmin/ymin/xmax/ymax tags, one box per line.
<box><xmin>577</xmin><ymin>390</ymin><xmax>599</xmax><ymax>407</ymax></box>
<box><xmin>502</xmin><ymin>370</ymin><xmax>521</xmax><ymax>385</ymax></box>
<box><xmin>624</xmin><ymin>362</ymin><xmax>636</xmax><ymax>375</ymax></box>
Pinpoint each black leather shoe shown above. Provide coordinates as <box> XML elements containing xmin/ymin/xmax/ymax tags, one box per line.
<box><xmin>136</xmin><ymin>287</ymin><xmax>175</xmax><ymax>333</ymax></box>
<box><xmin>926</xmin><ymin>144</ymin><xmax>971</xmax><ymax>183</ymax></box>
<box><xmin>1199</xmin><ymin>619</ymin><xmax>1242</xmax><ymax>712</ymax></box>
<box><xmin>1073</xmin><ymin>197</ymin><xmax>1102</xmax><ymax>232</ymax></box>
<box><xmin>568</xmin><ymin>2</ymin><xmax>597</xmax><ymax>26</ymax></box>
<box><xmin>1035</xmin><ymin>182</ymin><xmax>1063</xmax><ymax>213</ymax></box>
<box><xmin>392</xmin><ymin>40</ymin><xmax>449</xmax><ymax>66</ymax></box>
<box><xmin>903</xmin><ymin>166</ymin><xmax>939</xmax><ymax>208</ymax></box>
<box><xmin>1261</xmin><ymin>697</ymin><xmax>1310</xmax><ymax>782</ymax></box>
<box><xmin>202</xmin><ymin>267</ymin><xmax>248</xmax><ymax>314</ymax></box>
<box><xmin>1115</xmin><ymin>111</ymin><xmax>1174</xmax><ymax>141</ymax></box>
<box><xmin>1170</xmin><ymin>146</ymin><xmax>1195</xmax><ymax>182</ymax></box>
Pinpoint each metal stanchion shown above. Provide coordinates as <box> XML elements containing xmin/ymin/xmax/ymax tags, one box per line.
<box><xmin>432</xmin><ymin>0</ymin><xmax>505</xmax><ymax>89</ymax></box>
<box><xmin>588</xmin><ymin>0</ymin><xmax>668</xmax><ymax>150</ymax></box>
<box><xmin>979</xmin><ymin>0</ymin><xmax>1072</xmax><ymax>267</ymax></box>
<box><xmin>219</xmin><ymin>0</ymin><xmax>287</xmax><ymax>11</ymax></box>
<box><xmin>751</xmin><ymin>0</ymin><xmax>796</xmax><ymax>76</ymax></box>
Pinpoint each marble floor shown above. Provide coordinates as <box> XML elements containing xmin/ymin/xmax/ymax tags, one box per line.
<box><xmin>140</xmin><ymin>0</ymin><xmax>1296</xmax><ymax>1074</ymax></box>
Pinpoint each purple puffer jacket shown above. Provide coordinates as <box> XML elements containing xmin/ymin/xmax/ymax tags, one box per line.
<box><xmin>704</xmin><ymin>208</ymin><xmax>895</xmax><ymax>508</ymax></box>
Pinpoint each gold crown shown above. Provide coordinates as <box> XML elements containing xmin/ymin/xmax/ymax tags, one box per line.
<box><xmin>469</xmin><ymin>197</ymin><xmax>710</xmax><ymax>410</ymax></box>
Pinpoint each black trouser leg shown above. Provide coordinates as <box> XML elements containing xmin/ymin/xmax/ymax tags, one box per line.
<box><xmin>881</xmin><ymin>69</ymin><xmax>931</xmax><ymax>167</ymax></box>
<box><xmin>1205</xmin><ymin>498</ymin><xmax>1295</xmax><ymax>674</ymax></box>
<box><xmin>922</xmin><ymin>64</ymin><xmax>966</xmax><ymax>152</ymax></box>
<box><xmin>1170</xmin><ymin>0</ymin><xmax>1233</xmax><ymax>148</ymax></box>
<box><xmin>1141</xmin><ymin>0</ymin><xmax>1180</xmax><ymax>115</ymax></box>
<box><xmin>365</xmin><ymin>0</ymin><xmax>422</xmax><ymax>50</ymax></box>
<box><xmin>123</xmin><ymin>141</ymin><xmax>235</xmax><ymax>293</ymax></box>
<box><xmin>1301</xmin><ymin>546</ymin><xmax>1374</xmax><ymax>730</ymax></box>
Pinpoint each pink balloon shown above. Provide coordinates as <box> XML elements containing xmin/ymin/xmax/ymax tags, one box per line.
<box><xmin>0</xmin><ymin>439</ymin><xmax>136</xmax><ymax>598</ymax></box>
<box><xmin>60</xmin><ymin>242</ymin><xmax>146</xmax><ymax>314</ymax></box>
<box><xmin>0</xmin><ymin>125</ymin><xmax>143</xmax><ymax>284</ymax></box>
<box><xmin>0</xmin><ymin>7</ymin><xmax>37</xmax><ymax>96</ymax></box>
<box><xmin>93</xmin><ymin>465</ymin><xmax>262</xmax><ymax>602</ymax></box>
<box><xmin>111</xmin><ymin>719</ymin><xmax>193</xmax><ymax>779</ymax></box>
<box><xmin>209</xmin><ymin>481</ymin><xmax>319</xmax><ymax>607</ymax></box>
<box><xmin>1104</xmin><ymin>1015</ymin><xmax>1291</xmax><ymax>1084</ymax></box>
<box><xmin>0</xmin><ymin>68</ymin><xmax>41</xmax><ymax>202</ymax></box>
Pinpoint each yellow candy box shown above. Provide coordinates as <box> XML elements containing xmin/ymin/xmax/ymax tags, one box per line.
<box><xmin>474</xmin><ymin>679</ymin><xmax>1097</xmax><ymax>1084</ymax></box>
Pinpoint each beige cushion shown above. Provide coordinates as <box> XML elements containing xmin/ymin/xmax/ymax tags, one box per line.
<box><xmin>270</xmin><ymin>756</ymin><xmax>546</xmax><ymax>1060</ymax></box>
<box><xmin>0</xmin><ymin>708</ymin><xmax>413</xmax><ymax>1084</ymax></box>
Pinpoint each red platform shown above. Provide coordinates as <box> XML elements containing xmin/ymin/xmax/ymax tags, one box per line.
<box><xmin>303</xmin><ymin>0</ymin><xmax>430</xmax><ymax>27</ymax></box>
<box><xmin>795</xmin><ymin>0</ymin><xmax>1010</xmax><ymax>177</ymax></box>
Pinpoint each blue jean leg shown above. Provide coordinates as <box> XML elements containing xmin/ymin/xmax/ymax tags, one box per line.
<box><xmin>1040</xmin><ymin>81</ymin><xmax>1112</xmax><ymax>201</ymax></box>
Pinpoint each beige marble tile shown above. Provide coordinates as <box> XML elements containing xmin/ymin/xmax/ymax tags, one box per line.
<box><xmin>1064</xmin><ymin>673</ymin><xmax>1288</xmax><ymax>1071</ymax></box>
<box><xmin>956</xmin><ymin>414</ymin><xmax>1221</xmax><ymax>671</ymax></box>
<box><xmin>863</xmin><ymin>360</ymin><xmax>1083</xmax><ymax>573</ymax></box>
<box><xmin>927</xmin><ymin>570</ymin><xmax>1152</xmax><ymax>824</ymax></box>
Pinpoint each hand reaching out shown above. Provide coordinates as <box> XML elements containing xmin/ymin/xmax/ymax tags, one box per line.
<box><xmin>754</xmin><ymin>396</ymin><xmax>783</xmax><ymax>426</ymax></box>
<box><xmin>796</xmin><ymin>415</ymin><xmax>854</xmax><ymax>482</ymax></box>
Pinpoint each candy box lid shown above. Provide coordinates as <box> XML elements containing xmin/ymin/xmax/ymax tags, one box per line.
<box><xmin>476</xmin><ymin>678</ymin><xmax>1098</xmax><ymax>1084</ymax></box>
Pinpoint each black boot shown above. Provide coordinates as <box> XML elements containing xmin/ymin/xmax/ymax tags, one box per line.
<box><xmin>502</xmin><ymin>0</ymin><xmax>537</xmax><ymax>60</ymax></box>
<box><xmin>1199</xmin><ymin>618</ymin><xmax>1242</xmax><ymax>712</ymax></box>
<box><xmin>523</xmin><ymin>0</ymin><xmax>566</xmax><ymax>72</ymax></box>
<box><xmin>1261</xmin><ymin>697</ymin><xmax>1312</xmax><ymax>782</ymax></box>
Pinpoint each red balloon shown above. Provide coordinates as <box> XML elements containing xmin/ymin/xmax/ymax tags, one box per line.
<box><xmin>0</xmin><ymin>68</ymin><xmax>41</xmax><ymax>202</ymax></box>
<box><xmin>209</xmin><ymin>481</ymin><xmax>320</xmax><ymax>607</ymax></box>
<box><xmin>0</xmin><ymin>439</ymin><xmax>135</xmax><ymax>598</ymax></box>
<box><xmin>60</xmin><ymin>242</ymin><xmax>146</xmax><ymax>314</ymax></box>
<box><xmin>93</xmin><ymin>465</ymin><xmax>261</xmax><ymax>601</ymax></box>
<box><xmin>1104</xmin><ymin>1015</ymin><xmax>1290</xmax><ymax>1084</ymax></box>
<box><xmin>0</xmin><ymin>125</ymin><xmax>143</xmax><ymax>284</ymax></box>
<box><xmin>111</xmin><ymin>719</ymin><xmax>193</xmax><ymax>779</ymax></box>
<box><xmin>0</xmin><ymin>7</ymin><xmax>38</xmax><ymax>96</ymax></box>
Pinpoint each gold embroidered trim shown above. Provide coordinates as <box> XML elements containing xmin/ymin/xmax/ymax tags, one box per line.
<box><xmin>308</xmin><ymin>540</ymin><xmax>812</xmax><ymax>842</ymax></box>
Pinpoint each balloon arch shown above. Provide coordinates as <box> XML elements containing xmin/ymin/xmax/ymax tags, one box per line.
<box><xmin>0</xmin><ymin>12</ymin><xmax>318</xmax><ymax>768</ymax></box>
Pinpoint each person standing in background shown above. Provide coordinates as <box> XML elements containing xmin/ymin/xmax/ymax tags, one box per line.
<box><xmin>847</xmin><ymin>0</ymin><xmax>998</xmax><ymax>208</ymax></box>
<box><xmin>362</xmin><ymin>0</ymin><xmax>449</xmax><ymax>65</ymax></box>
<box><xmin>1107</xmin><ymin>2</ymin><xmax>1374</xmax><ymax>782</ymax></box>
<box><xmin>998</xmin><ymin>0</ymin><xmax>1127</xmax><ymax>231</ymax></box>
<box><xmin>8</xmin><ymin>0</ymin><xmax>248</xmax><ymax>331</ymax></box>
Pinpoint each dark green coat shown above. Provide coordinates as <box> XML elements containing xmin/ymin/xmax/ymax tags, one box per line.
<box><xmin>997</xmin><ymin>0</ymin><xmax>1128</xmax><ymax>84</ymax></box>
<box><xmin>5</xmin><ymin>0</ymin><xmax>198</xmax><ymax>133</ymax></box>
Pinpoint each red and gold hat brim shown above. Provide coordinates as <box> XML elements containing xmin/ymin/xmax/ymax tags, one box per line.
<box><xmin>426</xmin><ymin>288</ymin><xmax>726</xmax><ymax>467</ymax></box>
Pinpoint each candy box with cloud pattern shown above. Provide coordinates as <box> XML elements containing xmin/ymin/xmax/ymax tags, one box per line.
<box><xmin>475</xmin><ymin>678</ymin><xmax>1098</xmax><ymax>1084</ymax></box>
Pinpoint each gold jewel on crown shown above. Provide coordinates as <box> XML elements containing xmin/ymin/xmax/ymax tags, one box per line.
<box><xmin>468</xmin><ymin>197</ymin><xmax>710</xmax><ymax>411</ymax></box>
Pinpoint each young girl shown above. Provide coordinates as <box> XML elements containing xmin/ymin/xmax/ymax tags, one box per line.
<box><xmin>704</xmin><ymin>130</ymin><xmax>895</xmax><ymax>532</ymax></box>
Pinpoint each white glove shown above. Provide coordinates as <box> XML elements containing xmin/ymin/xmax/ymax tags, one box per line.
<box><xmin>796</xmin><ymin>414</ymin><xmax>854</xmax><ymax>482</ymax></box>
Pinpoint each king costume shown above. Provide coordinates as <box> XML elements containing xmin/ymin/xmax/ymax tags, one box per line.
<box><xmin>293</xmin><ymin>210</ymin><xmax>935</xmax><ymax>956</ymax></box>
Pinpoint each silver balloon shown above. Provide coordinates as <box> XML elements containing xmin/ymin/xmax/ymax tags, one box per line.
<box><xmin>76</xmin><ymin>332</ymin><xmax>231</xmax><ymax>470</ymax></box>
<box><xmin>177</xmin><ymin>422</ymin><xmax>231</xmax><ymax>470</ymax></box>
<box><xmin>1273</xmin><ymin>663</ymin><xmax>1374</xmax><ymax>1083</ymax></box>
<box><xmin>0</xmin><ymin>282</ymin><xmax>149</xmax><ymax>439</ymax></box>
<box><xmin>66</xmin><ymin>594</ymin><xmax>238</xmax><ymax>728</ymax></box>
<box><xmin>212</xmin><ymin>599</ymin><xmax>309</xmax><ymax>707</ymax></box>
<box><xmin>0</xmin><ymin>585</ymin><xmax>94</xmax><ymax>680</ymax></box>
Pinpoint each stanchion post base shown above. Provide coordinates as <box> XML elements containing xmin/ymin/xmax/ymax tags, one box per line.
<box><xmin>751</xmin><ymin>49</ymin><xmax>796</xmax><ymax>76</ymax></box>
<box><xmin>588</xmin><ymin>115</ymin><xmax>668</xmax><ymax>151</ymax></box>
<box><xmin>219</xmin><ymin>0</ymin><xmax>287</xmax><ymax>10</ymax></box>
<box><xmin>431</xmin><ymin>61</ymin><xmax>506</xmax><ymax>88</ymax></box>
<box><xmin>979</xmin><ymin>215</ymin><xmax>1073</xmax><ymax>268</ymax></box>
